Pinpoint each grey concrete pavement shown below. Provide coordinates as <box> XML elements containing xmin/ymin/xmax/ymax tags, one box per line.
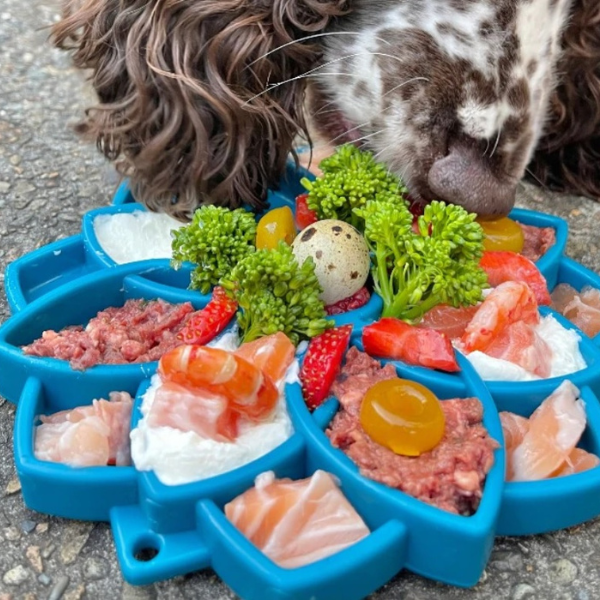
<box><xmin>2</xmin><ymin>1</ymin><xmax>600</xmax><ymax>599</ymax></box>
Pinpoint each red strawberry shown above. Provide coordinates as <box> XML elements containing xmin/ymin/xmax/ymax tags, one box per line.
<box><xmin>300</xmin><ymin>325</ymin><xmax>353</xmax><ymax>410</ymax></box>
<box><xmin>325</xmin><ymin>287</ymin><xmax>371</xmax><ymax>315</ymax></box>
<box><xmin>177</xmin><ymin>287</ymin><xmax>238</xmax><ymax>345</ymax></box>
<box><xmin>362</xmin><ymin>318</ymin><xmax>459</xmax><ymax>372</ymax></box>
<box><xmin>295</xmin><ymin>194</ymin><xmax>318</xmax><ymax>230</ymax></box>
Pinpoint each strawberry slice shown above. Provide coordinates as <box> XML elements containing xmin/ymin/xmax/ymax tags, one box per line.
<box><xmin>479</xmin><ymin>251</ymin><xmax>551</xmax><ymax>306</ymax></box>
<box><xmin>300</xmin><ymin>325</ymin><xmax>353</xmax><ymax>410</ymax></box>
<box><xmin>177</xmin><ymin>287</ymin><xmax>238</xmax><ymax>345</ymax></box>
<box><xmin>362</xmin><ymin>317</ymin><xmax>459</xmax><ymax>372</ymax></box>
<box><xmin>325</xmin><ymin>287</ymin><xmax>371</xmax><ymax>315</ymax></box>
<box><xmin>295</xmin><ymin>194</ymin><xmax>318</xmax><ymax>230</ymax></box>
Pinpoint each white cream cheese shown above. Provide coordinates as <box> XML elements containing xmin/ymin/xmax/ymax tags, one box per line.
<box><xmin>93</xmin><ymin>211</ymin><xmax>183</xmax><ymax>264</ymax></box>
<box><xmin>463</xmin><ymin>314</ymin><xmax>586</xmax><ymax>381</ymax></box>
<box><xmin>130</xmin><ymin>352</ymin><xmax>299</xmax><ymax>486</ymax></box>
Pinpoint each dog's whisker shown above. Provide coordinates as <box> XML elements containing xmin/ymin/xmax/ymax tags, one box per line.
<box><xmin>245</xmin><ymin>31</ymin><xmax>393</xmax><ymax>69</ymax></box>
<box><xmin>382</xmin><ymin>77</ymin><xmax>430</xmax><ymax>97</ymax></box>
<box><xmin>489</xmin><ymin>129</ymin><xmax>502</xmax><ymax>159</ymax></box>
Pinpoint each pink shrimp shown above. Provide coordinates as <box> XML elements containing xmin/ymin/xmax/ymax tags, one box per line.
<box><xmin>461</xmin><ymin>281</ymin><xmax>539</xmax><ymax>353</ymax></box>
<box><xmin>158</xmin><ymin>345</ymin><xmax>279</xmax><ymax>420</ymax></box>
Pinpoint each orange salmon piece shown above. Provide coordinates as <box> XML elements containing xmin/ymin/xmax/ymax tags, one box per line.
<box><xmin>235</xmin><ymin>332</ymin><xmax>296</xmax><ymax>383</ymax></box>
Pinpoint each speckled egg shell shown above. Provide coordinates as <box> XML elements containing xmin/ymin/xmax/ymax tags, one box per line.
<box><xmin>291</xmin><ymin>219</ymin><xmax>371</xmax><ymax>305</ymax></box>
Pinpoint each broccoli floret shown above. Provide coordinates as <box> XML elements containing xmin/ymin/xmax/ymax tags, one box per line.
<box><xmin>355</xmin><ymin>199</ymin><xmax>488</xmax><ymax>321</ymax></box>
<box><xmin>171</xmin><ymin>206</ymin><xmax>257</xmax><ymax>294</ymax></box>
<box><xmin>221</xmin><ymin>243</ymin><xmax>332</xmax><ymax>344</ymax></box>
<box><xmin>301</xmin><ymin>144</ymin><xmax>408</xmax><ymax>230</ymax></box>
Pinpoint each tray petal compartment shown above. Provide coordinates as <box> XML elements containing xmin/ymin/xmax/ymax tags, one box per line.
<box><xmin>509</xmin><ymin>207</ymin><xmax>567</xmax><ymax>290</ymax></box>
<box><xmin>497</xmin><ymin>385</ymin><xmax>600</xmax><ymax>535</ymax></box>
<box><xmin>285</xmin><ymin>351</ymin><xmax>505</xmax><ymax>588</ymax></box>
<box><xmin>0</xmin><ymin>262</ymin><xmax>209</xmax><ymax>407</ymax></box>
<box><xmin>550</xmin><ymin>256</ymin><xmax>600</xmax><ymax>347</ymax></box>
<box><xmin>14</xmin><ymin>376</ymin><xmax>138</xmax><ymax>521</ymax></box>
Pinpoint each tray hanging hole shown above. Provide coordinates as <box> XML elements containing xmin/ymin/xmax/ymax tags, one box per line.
<box><xmin>132</xmin><ymin>535</ymin><xmax>161</xmax><ymax>563</ymax></box>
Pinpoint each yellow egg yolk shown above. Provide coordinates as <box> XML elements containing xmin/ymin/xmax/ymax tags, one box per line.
<box><xmin>477</xmin><ymin>216</ymin><xmax>524</xmax><ymax>253</ymax></box>
<box><xmin>360</xmin><ymin>378</ymin><xmax>445</xmax><ymax>456</ymax></box>
<box><xmin>256</xmin><ymin>207</ymin><xmax>296</xmax><ymax>250</ymax></box>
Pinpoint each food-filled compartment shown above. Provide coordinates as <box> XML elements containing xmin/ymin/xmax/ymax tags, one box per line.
<box><xmin>0</xmin><ymin>262</ymin><xmax>210</xmax><ymax>406</ymax></box>
<box><xmin>496</xmin><ymin>383</ymin><xmax>600</xmax><ymax>535</ymax></box>
<box><xmin>285</xmin><ymin>350</ymin><xmax>505</xmax><ymax>588</ymax></box>
<box><xmin>549</xmin><ymin>256</ymin><xmax>600</xmax><ymax>346</ymax></box>
<box><xmin>482</xmin><ymin>306</ymin><xmax>600</xmax><ymax>413</ymax></box>
<box><xmin>508</xmin><ymin>207</ymin><xmax>567</xmax><ymax>289</ymax></box>
<box><xmin>13</xmin><ymin>376</ymin><xmax>138</xmax><ymax>521</ymax></box>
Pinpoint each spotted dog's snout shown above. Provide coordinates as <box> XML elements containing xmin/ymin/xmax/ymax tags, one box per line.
<box><xmin>428</xmin><ymin>136</ymin><xmax>517</xmax><ymax>217</ymax></box>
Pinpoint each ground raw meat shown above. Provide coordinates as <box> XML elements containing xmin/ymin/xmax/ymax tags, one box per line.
<box><xmin>519</xmin><ymin>223</ymin><xmax>556</xmax><ymax>262</ymax></box>
<box><xmin>22</xmin><ymin>299</ymin><xmax>196</xmax><ymax>370</ymax></box>
<box><xmin>328</xmin><ymin>347</ymin><xmax>499</xmax><ymax>515</ymax></box>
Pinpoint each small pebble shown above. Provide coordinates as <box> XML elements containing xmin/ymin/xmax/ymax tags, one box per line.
<box><xmin>35</xmin><ymin>523</ymin><xmax>49</xmax><ymax>534</ymax></box>
<box><xmin>2</xmin><ymin>565</ymin><xmax>30</xmax><ymax>586</ymax></box>
<box><xmin>42</xmin><ymin>543</ymin><xmax>56</xmax><ymax>559</ymax></box>
<box><xmin>3</xmin><ymin>526</ymin><xmax>21</xmax><ymax>541</ymax></box>
<box><xmin>4</xmin><ymin>478</ymin><xmax>21</xmax><ymax>495</ymax></box>
<box><xmin>26</xmin><ymin>545</ymin><xmax>43</xmax><ymax>573</ymax></box>
<box><xmin>48</xmin><ymin>575</ymin><xmax>70</xmax><ymax>600</ymax></box>
<box><xmin>0</xmin><ymin>182</ymin><xmax>10</xmax><ymax>194</ymax></box>
<box><xmin>82</xmin><ymin>557</ymin><xmax>108</xmax><ymax>581</ymax></box>
<box><xmin>20</xmin><ymin>520</ymin><xmax>37</xmax><ymax>534</ymax></box>
<box><xmin>64</xmin><ymin>584</ymin><xmax>86</xmax><ymax>600</ymax></box>
<box><xmin>38</xmin><ymin>573</ymin><xmax>52</xmax><ymax>586</ymax></box>
<box><xmin>511</xmin><ymin>583</ymin><xmax>536</xmax><ymax>600</ymax></box>
<box><xmin>551</xmin><ymin>558</ymin><xmax>578</xmax><ymax>585</ymax></box>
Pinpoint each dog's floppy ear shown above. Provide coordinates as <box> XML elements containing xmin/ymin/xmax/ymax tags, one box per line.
<box><xmin>52</xmin><ymin>0</ymin><xmax>349</xmax><ymax>218</ymax></box>
<box><xmin>528</xmin><ymin>0</ymin><xmax>600</xmax><ymax>200</ymax></box>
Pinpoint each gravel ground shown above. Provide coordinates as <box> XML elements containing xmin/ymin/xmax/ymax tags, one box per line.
<box><xmin>2</xmin><ymin>1</ymin><xmax>600</xmax><ymax>599</ymax></box>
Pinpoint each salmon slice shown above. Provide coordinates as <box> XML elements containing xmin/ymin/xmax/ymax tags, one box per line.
<box><xmin>551</xmin><ymin>283</ymin><xmax>578</xmax><ymax>314</ymax></box>
<box><xmin>499</xmin><ymin>412</ymin><xmax>530</xmax><ymax>480</ymax></box>
<box><xmin>484</xmin><ymin>320</ymin><xmax>552</xmax><ymax>378</ymax></box>
<box><xmin>461</xmin><ymin>281</ymin><xmax>540</xmax><ymax>353</ymax></box>
<box><xmin>34</xmin><ymin>392</ymin><xmax>133</xmax><ymax>467</ymax></box>
<box><xmin>146</xmin><ymin>380</ymin><xmax>239</xmax><ymax>442</ymax></box>
<box><xmin>510</xmin><ymin>381</ymin><xmax>586</xmax><ymax>481</ymax></box>
<box><xmin>225</xmin><ymin>470</ymin><xmax>370</xmax><ymax>568</ymax></box>
<box><xmin>552</xmin><ymin>447</ymin><xmax>600</xmax><ymax>477</ymax></box>
<box><xmin>235</xmin><ymin>332</ymin><xmax>296</xmax><ymax>383</ymax></box>
<box><xmin>419</xmin><ymin>304</ymin><xmax>480</xmax><ymax>340</ymax></box>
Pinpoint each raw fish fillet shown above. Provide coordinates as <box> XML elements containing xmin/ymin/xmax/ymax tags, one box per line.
<box><xmin>510</xmin><ymin>381</ymin><xmax>587</xmax><ymax>481</ymax></box>
<box><xmin>484</xmin><ymin>320</ymin><xmax>552</xmax><ymax>378</ymax></box>
<box><xmin>419</xmin><ymin>304</ymin><xmax>480</xmax><ymax>340</ymax></box>
<box><xmin>551</xmin><ymin>447</ymin><xmax>600</xmax><ymax>476</ymax></box>
<box><xmin>499</xmin><ymin>412</ymin><xmax>529</xmax><ymax>480</ymax></box>
<box><xmin>146</xmin><ymin>381</ymin><xmax>239</xmax><ymax>442</ymax></box>
<box><xmin>551</xmin><ymin>284</ymin><xmax>600</xmax><ymax>338</ymax></box>
<box><xmin>34</xmin><ymin>392</ymin><xmax>133</xmax><ymax>467</ymax></box>
<box><xmin>225</xmin><ymin>470</ymin><xmax>370</xmax><ymax>568</ymax></box>
<box><xmin>235</xmin><ymin>332</ymin><xmax>296</xmax><ymax>383</ymax></box>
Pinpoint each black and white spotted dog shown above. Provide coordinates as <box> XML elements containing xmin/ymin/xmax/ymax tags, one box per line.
<box><xmin>53</xmin><ymin>0</ymin><xmax>599</xmax><ymax>219</ymax></box>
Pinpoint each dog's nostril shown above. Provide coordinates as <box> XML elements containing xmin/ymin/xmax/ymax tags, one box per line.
<box><xmin>427</xmin><ymin>140</ymin><xmax>516</xmax><ymax>217</ymax></box>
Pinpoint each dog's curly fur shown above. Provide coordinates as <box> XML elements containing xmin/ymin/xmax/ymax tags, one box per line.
<box><xmin>52</xmin><ymin>0</ymin><xmax>600</xmax><ymax>218</ymax></box>
<box><xmin>527</xmin><ymin>0</ymin><xmax>600</xmax><ymax>199</ymax></box>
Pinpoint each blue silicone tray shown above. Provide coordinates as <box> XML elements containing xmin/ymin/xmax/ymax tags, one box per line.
<box><xmin>2</xmin><ymin>165</ymin><xmax>600</xmax><ymax>599</ymax></box>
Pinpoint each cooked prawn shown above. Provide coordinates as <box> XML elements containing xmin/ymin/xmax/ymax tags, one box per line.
<box><xmin>158</xmin><ymin>345</ymin><xmax>279</xmax><ymax>420</ymax></box>
<box><xmin>461</xmin><ymin>281</ymin><xmax>539</xmax><ymax>353</ymax></box>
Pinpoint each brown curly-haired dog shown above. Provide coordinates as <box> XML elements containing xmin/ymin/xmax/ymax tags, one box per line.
<box><xmin>52</xmin><ymin>0</ymin><xmax>599</xmax><ymax>219</ymax></box>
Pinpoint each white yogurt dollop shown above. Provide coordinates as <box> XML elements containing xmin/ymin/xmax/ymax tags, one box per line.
<box><xmin>464</xmin><ymin>314</ymin><xmax>586</xmax><ymax>381</ymax></box>
<box><xmin>130</xmin><ymin>357</ymin><xmax>298</xmax><ymax>486</ymax></box>
<box><xmin>93</xmin><ymin>211</ymin><xmax>183</xmax><ymax>264</ymax></box>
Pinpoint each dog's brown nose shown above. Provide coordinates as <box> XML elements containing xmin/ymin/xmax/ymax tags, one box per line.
<box><xmin>427</xmin><ymin>139</ymin><xmax>516</xmax><ymax>217</ymax></box>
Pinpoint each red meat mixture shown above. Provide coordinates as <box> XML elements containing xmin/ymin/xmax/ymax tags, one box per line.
<box><xmin>327</xmin><ymin>348</ymin><xmax>499</xmax><ymax>515</ymax></box>
<box><xmin>22</xmin><ymin>299</ymin><xmax>196</xmax><ymax>370</ymax></box>
<box><xmin>520</xmin><ymin>223</ymin><xmax>555</xmax><ymax>262</ymax></box>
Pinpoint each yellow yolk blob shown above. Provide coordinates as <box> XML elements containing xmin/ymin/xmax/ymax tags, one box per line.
<box><xmin>256</xmin><ymin>207</ymin><xmax>297</xmax><ymax>250</ymax></box>
<box><xmin>360</xmin><ymin>378</ymin><xmax>445</xmax><ymax>456</ymax></box>
<box><xmin>477</xmin><ymin>216</ymin><xmax>524</xmax><ymax>253</ymax></box>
